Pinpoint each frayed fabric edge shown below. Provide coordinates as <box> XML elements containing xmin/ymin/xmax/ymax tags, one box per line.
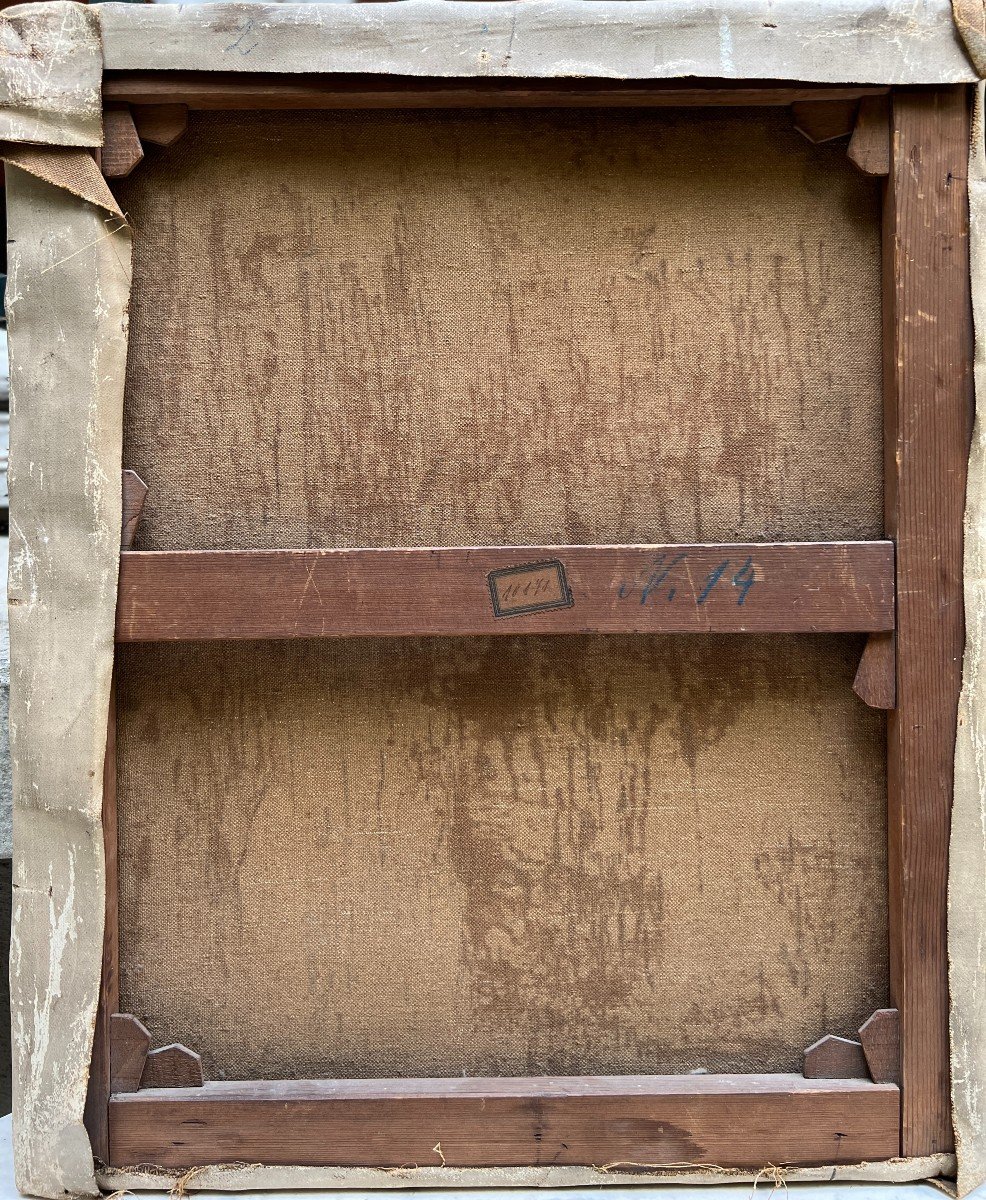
<box><xmin>96</xmin><ymin>1154</ymin><xmax>957</xmax><ymax>1194</ymax></box>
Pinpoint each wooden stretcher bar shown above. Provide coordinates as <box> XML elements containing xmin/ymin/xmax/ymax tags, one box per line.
<box><xmin>84</xmin><ymin>80</ymin><xmax>973</xmax><ymax>1175</ymax></box>
<box><xmin>114</xmin><ymin>541</ymin><xmax>895</xmax><ymax>641</ymax></box>
<box><xmin>102</xmin><ymin>73</ymin><xmax>889</xmax><ymax>111</ymax></box>
<box><xmin>107</xmin><ymin>1074</ymin><xmax>900</xmax><ymax>1170</ymax></box>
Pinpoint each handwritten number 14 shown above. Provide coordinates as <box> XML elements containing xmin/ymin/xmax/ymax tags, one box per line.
<box><xmin>697</xmin><ymin>555</ymin><xmax>756</xmax><ymax>607</ymax></box>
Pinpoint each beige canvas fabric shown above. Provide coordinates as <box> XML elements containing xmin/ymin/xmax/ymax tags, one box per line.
<box><xmin>4</xmin><ymin>149</ymin><xmax>130</xmax><ymax>1199</ymax></box>
<box><xmin>98</xmin><ymin>1154</ymin><xmax>958</xmax><ymax>1193</ymax></box>
<box><xmin>118</xmin><ymin>108</ymin><xmax>884</xmax><ymax>553</ymax></box>
<box><xmin>0</xmin><ymin>2</ymin><xmax>984</xmax><ymax>1198</ymax></box>
<box><xmin>96</xmin><ymin>0</ymin><xmax>977</xmax><ymax>82</ymax></box>
<box><xmin>955</xmin><ymin>0</ymin><xmax>986</xmax><ymax>75</ymax></box>
<box><xmin>116</xmin><ymin>634</ymin><xmax>888</xmax><ymax>1082</ymax></box>
<box><xmin>951</xmin><ymin>80</ymin><xmax>986</xmax><ymax>1200</ymax></box>
<box><xmin>0</xmin><ymin>3</ymin><xmax>100</xmax><ymax>146</ymax></box>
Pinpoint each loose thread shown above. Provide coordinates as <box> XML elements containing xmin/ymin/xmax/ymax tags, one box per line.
<box><xmin>40</xmin><ymin>215</ymin><xmax>129</xmax><ymax>275</ymax></box>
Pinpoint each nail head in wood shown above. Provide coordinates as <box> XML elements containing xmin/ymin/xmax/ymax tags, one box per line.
<box><xmin>791</xmin><ymin>98</ymin><xmax>859</xmax><ymax>144</ymax></box>
<box><xmin>109</xmin><ymin>1013</ymin><xmax>151</xmax><ymax>1095</ymax></box>
<box><xmin>848</xmin><ymin>94</ymin><xmax>891</xmax><ymax>176</ymax></box>
<box><xmin>803</xmin><ymin>1034</ymin><xmax>870</xmax><ymax>1079</ymax></box>
<box><xmin>859</xmin><ymin>1008</ymin><xmax>901</xmax><ymax>1085</ymax></box>
<box><xmin>101</xmin><ymin>105</ymin><xmax>145</xmax><ymax>179</ymax></box>
<box><xmin>121</xmin><ymin>470</ymin><xmax>149</xmax><ymax>551</ymax></box>
<box><xmin>132</xmin><ymin>103</ymin><xmax>189</xmax><ymax>148</ymax></box>
<box><xmin>853</xmin><ymin>631</ymin><xmax>897</xmax><ymax>709</ymax></box>
<box><xmin>140</xmin><ymin>1044</ymin><xmax>204</xmax><ymax>1090</ymax></box>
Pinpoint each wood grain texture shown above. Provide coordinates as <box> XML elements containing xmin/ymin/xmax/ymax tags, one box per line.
<box><xmin>791</xmin><ymin>99</ymin><xmax>858</xmax><ymax>144</ymax></box>
<box><xmin>132</xmin><ymin>104</ymin><xmax>188</xmax><ymax>147</ymax></box>
<box><xmin>103</xmin><ymin>73</ymin><xmax>888</xmax><ymax>111</ymax></box>
<box><xmin>803</xmin><ymin>1035</ymin><xmax>869</xmax><ymax>1079</ymax></box>
<box><xmin>848</xmin><ymin>95</ymin><xmax>890</xmax><ymax>176</ymax></box>
<box><xmin>101</xmin><ymin>106</ymin><xmax>144</xmax><ymax>179</ymax></box>
<box><xmin>121</xmin><ymin>470</ymin><xmax>147</xmax><ymax>551</ymax></box>
<box><xmin>883</xmin><ymin>86</ymin><xmax>973</xmax><ymax>1156</ymax></box>
<box><xmin>107</xmin><ymin>1074</ymin><xmax>899</xmax><ymax>1169</ymax></box>
<box><xmin>82</xmin><ymin>684</ymin><xmax>119</xmax><ymax>1165</ymax></box>
<box><xmin>859</xmin><ymin>1009</ymin><xmax>901</xmax><ymax>1086</ymax></box>
<box><xmin>140</xmin><ymin>1045</ymin><xmax>204</xmax><ymax>1090</ymax></box>
<box><xmin>110</xmin><ymin>1015</ymin><xmax>150</xmax><ymax>1095</ymax></box>
<box><xmin>115</xmin><ymin>542</ymin><xmax>894</xmax><ymax>642</ymax></box>
<box><xmin>853</xmin><ymin>632</ymin><xmax>896</xmax><ymax>709</ymax></box>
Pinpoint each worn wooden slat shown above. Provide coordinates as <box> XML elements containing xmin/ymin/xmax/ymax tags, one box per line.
<box><xmin>859</xmin><ymin>1009</ymin><xmax>902</xmax><ymax>1087</ymax></box>
<box><xmin>883</xmin><ymin>87</ymin><xmax>973</xmax><ymax>1157</ymax></box>
<box><xmin>115</xmin><ymin>541</ymin><xmax>895</xmax><ymax>642</ymax></box>
<box><xmin>110</xmin><ymin>1015</ymin><xmax>151</xmax><ymax>1095</ymax></box>
<box><xmin>102</xmin><ymin>73</ymin><xmax>889</xmax><ymax>111</ymax></box>
<box><xmin>791</xmin><ymin>98</ymin><xmax>859</xmax><ymax>143</ymax></box>
<box><xmin>848</xmin><ymin>94</ymin><xmax>891</xmax><ymax>176</ymax></box>
<box><xmin>108</xmin><ymin>1074</ymin><xmax>899</xmax><ymax>1170</ymax></box>
<box><xmin>803</xmin><ymin>1036</ymin><xmax>870</xmax><ymax>1080</ymax></box>
<box><xmin>853</xmin><ymin>631</ymin><xmax>896</xmax><ymax>709</ymax></box>
<box><xmin>101</xmin><ymin>105</ymin><xmax>144</xmax><ymax>179</ymax></box>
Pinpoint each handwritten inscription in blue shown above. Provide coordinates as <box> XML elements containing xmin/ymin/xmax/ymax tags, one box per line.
<box><xmin>618</xmin><ymin>554</ymin><xmax>757</xmax><ymax>607</ymax></box>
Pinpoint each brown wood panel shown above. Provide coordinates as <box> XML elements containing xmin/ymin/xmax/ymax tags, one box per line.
<box><xmin>120</xmin><ymin>471</ymin><xmax>148</xmax><ymax>551</ymax></box>
<box><xmin>115</xmin><ymin>542</ymin><xmax>894</xmax><ymax>641</ymax></box>
<box><xmin>848</xmin><ymin>95</ymin><xmax>890</xmax><ymax>177</ymax></box>
<box><xmin>131</xmin><ymin>103</ymin><xmax>188</xmax><ymax>147</ymax></box>
<box><xmin>860</xmin><ymin>1009</ymin><xmax>901</xmax><ymax>1087</ymax></box>
<box><xmin>140</xmin><ymin>1045</ymin><xmax>204</xmax><ymax>1090</ymax></box>
<box><xmin>108</xmin><ymin>1074</ymin><xmax>899</xmax><ymax>1169</ymax></box>
<box><xmin>101</xmin><ymin>105</ymin><xmax>144</xmax><ymax>179</ymax></box>
<box><xmin>853</xmin><ymin>631</ymin><xmax>897</xmax><ymax>709</ymax></box>
<box><xmin>110</xmin><ymin>1014</ymin><xmax>151</xmax><ymax>1095</ymax></box>
<box><xmin>103</xmin><ymin>73</ymin><xmax>888</xmax><ymax>110</ymax></box>
<box><xmin>883</xmin><ymin>86</ymin><xmax>973</xmax><ymax>1156</ymax></box>
<box><xmin>791</xmin><ymin>98</ymin><xmax>859</xmax><ymax>144</ymax></box>
<box><xmin>82</xmin><ymin>685</ymin><xmax>119</xmax><ymax>1164</ymax></box>
<box><xmin>803</xmin><ymin>1036</ymin><xmax>869</xmax><ymax>1080</ymax></box>
<box><xmin>86</xmin><ymin>464</ymin><xmax>147</xmax><ymax>1156</ymax></box>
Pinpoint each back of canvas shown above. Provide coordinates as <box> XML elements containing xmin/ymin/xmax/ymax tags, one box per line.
<box><xmin>112</xmin><ymin>106</ymin><xmax>889</xmax><ymax>1082</ymax></box>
